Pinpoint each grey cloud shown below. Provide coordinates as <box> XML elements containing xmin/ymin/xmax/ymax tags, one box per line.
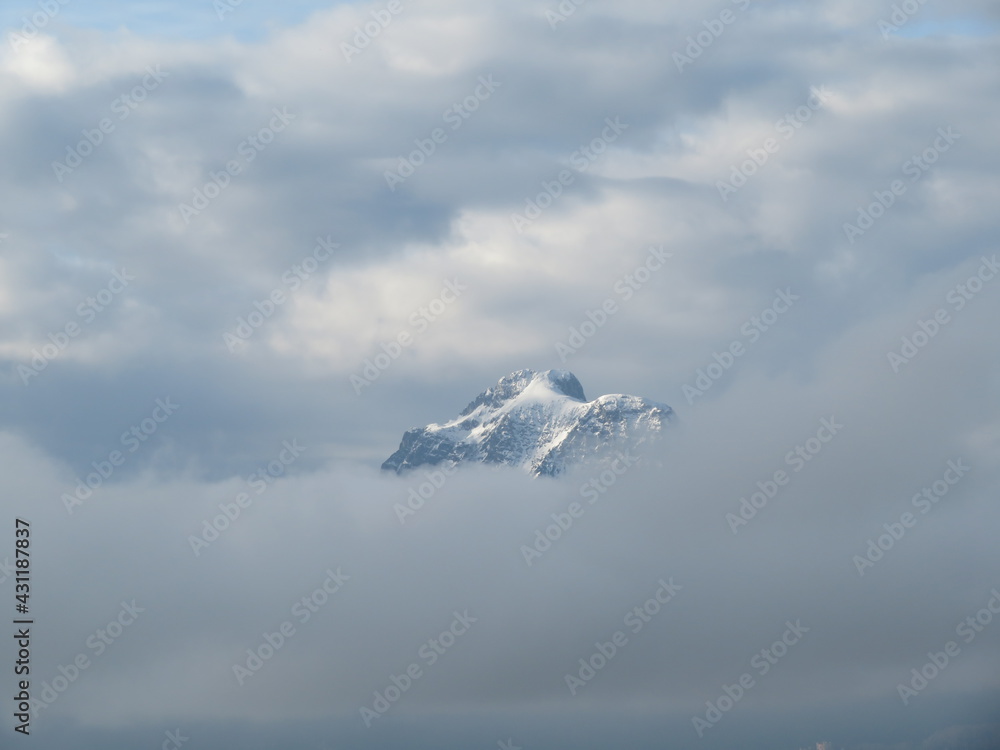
<box><xmin>1</xmin><ymin>0</ymin><xmax>999</xmax><ymax>747</ymax></box>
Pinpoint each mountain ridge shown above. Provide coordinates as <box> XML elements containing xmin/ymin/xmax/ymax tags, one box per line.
<box><xmin>382</xmin><ymin>369</ymin><xmax>674</xmax><ymax>477</ymax></box>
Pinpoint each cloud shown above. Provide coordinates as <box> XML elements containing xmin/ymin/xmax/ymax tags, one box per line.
<box><xmin>0</xmin><ymin>0</ymin><xmax>999</xmax><ymax>746</ymax></box>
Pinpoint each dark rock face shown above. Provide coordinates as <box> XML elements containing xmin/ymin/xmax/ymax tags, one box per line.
<box><xmin>382</xmin><ymin>369</ymin><xmax>673</xmax><ymax>477</ymax></box>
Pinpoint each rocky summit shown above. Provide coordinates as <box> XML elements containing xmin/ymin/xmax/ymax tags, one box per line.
<box><xmin>381</xmin><ymin>369</ymin><xmax>674</xmax><ymax>477</ymax></box>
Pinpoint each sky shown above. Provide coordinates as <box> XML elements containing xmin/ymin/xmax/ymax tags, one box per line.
<box><xmin>1</xmin><ymin>0</ymin><xmax>999</xmax><ymax>748</ymax></box>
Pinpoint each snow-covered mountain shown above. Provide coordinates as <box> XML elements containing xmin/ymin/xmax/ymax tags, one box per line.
<box><xmin>382</xmin><ymin>369</ymin><xmax>674</xmax><ymax>477</ymax></box>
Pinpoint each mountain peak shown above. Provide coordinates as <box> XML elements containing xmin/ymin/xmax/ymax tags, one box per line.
<box><xmin>383</xmin><ymin>369</ymin><xmax>673</xmax><ymax>477</ymax></box>
<box><xmin>458</xmin><ymin>369</ymin><xmax>585</xmax><ymax>417</ymax></box>
<box><xmin>537</xmin><ymin>369</ymin><xmax>587</xmax><ymax>401</ymax></box>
